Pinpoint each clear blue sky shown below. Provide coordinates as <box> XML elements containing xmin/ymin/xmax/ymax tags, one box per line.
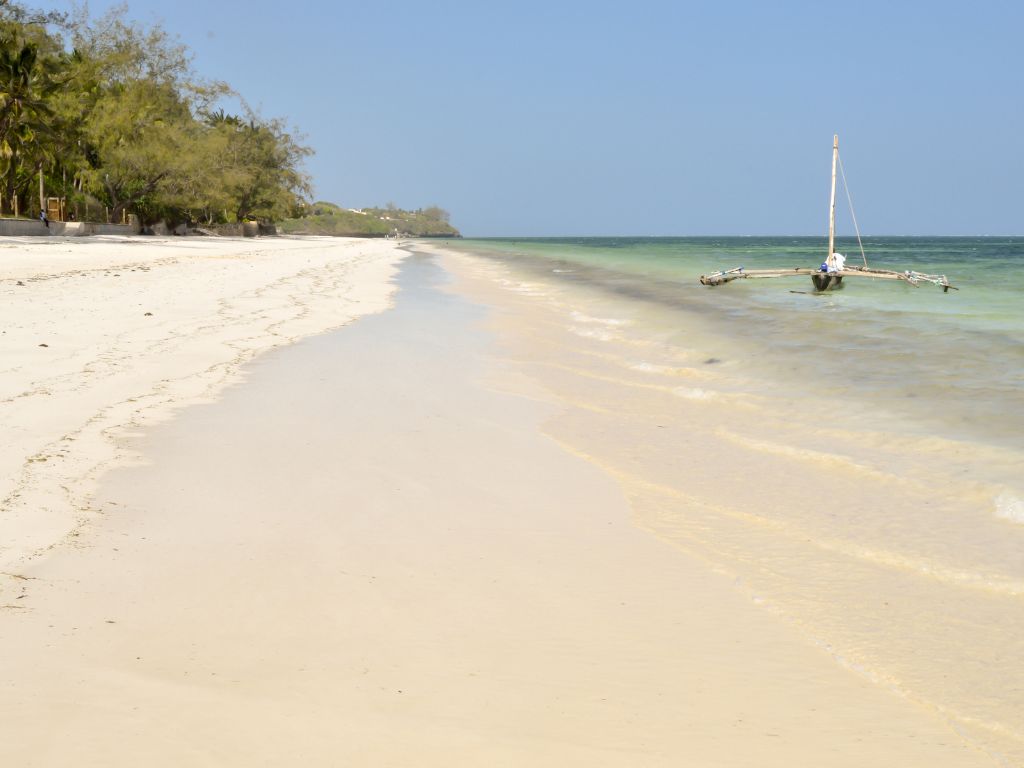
<box><xmin>38</xmin><ymin>0</ymin><xmax>1024</xmax><ymax>236</ymax></box>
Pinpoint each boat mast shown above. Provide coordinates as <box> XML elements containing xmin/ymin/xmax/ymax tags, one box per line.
<box><xmin>828</xmin><ymin>134</ymin><xmax>838</xmax><ymax>262</ymax></box>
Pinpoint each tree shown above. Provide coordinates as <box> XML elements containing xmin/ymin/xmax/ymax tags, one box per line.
<box><xmin>0</xmin><ymin>4</ymin><xmax>313</xmax><ymax>224</ymax></box>
<box><xmin>63</xmin><ymin>8</ymin><xmax>226</xmax><ymax>223</ymax></box>
<box><xmin>207</xmin><ymin>111</ymin><xmax>312</xmax><ymax>222</ymax></box>
<box><xmin>0</xmin><ymin>0</ymin><xmax>68</xmax><ymax>29</ymax></box>
<box><xmin>422</xmin><ymin>205</ymin><xmax>450</xmax><ymax>223</ymax></box>
<box><xmin>0</xmin><ymin>33</ymin><xmax>63</xmax><ymax>214</ymax></box>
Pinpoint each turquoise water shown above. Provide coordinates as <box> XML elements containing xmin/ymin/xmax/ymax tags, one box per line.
<box><xmin>456</xmin><ymin>236</ymin><xmax>1024</xmax><ymax>451</ymax></box>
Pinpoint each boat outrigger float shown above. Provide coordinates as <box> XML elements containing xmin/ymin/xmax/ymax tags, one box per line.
<box><xmin>699</xmin><ymin>136</ymin><xmax>958</xmax><ymax>294</ymax></box>
<box><xmin>700</xmin><ymin>264</ymin><xmax>958</xmax><ymax>292</ymax></box>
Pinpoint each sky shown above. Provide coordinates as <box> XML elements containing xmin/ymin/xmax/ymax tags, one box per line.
<box><xmin>35</xmin><ymin>0</ymin><xmax>1024</xmax><ymax>236</ymax></box>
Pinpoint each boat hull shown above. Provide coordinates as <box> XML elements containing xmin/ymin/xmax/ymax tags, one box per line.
<box><xmin>811</xmin><ymin>273</ymin><xmax>844</xmax><ymax>292</ymax></box>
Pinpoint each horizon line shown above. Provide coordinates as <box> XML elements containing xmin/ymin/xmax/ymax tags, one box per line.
<box><xmin>457</xmin><ymin>233</ymin><xmax>1024</xmax><ymax>239</ymax></box>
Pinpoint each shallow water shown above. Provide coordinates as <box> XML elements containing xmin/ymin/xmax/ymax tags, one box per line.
<box><xmin>457</xmin><ymin>237</ymin><xmax>1024</xmax><ymax>445</ymax></box>
<box><xmin>452</xmin><ymin>237</ymin><xmax>1024</xmax><ymax>472</ymax></box>
<box><xmin>440</xmin><ymin>237</ymin><xmax>1024</xmax><ymax>766</ymax></box>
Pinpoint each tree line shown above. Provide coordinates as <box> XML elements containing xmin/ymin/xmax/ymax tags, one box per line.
<box><xmin>0</xmin><ymin>1</ymin><xmax>311</xmax><ymax>225</ymax></box>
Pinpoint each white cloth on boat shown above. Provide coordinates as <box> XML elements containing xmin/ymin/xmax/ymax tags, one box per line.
<box><xmin>828</xmin><ymin>252</ymin><xmax>846</xmax><ymax>272</ymax></box>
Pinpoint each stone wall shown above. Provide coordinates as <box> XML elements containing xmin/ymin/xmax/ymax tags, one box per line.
<box><xmin>0</xmin><ymin>219</ymin><xmax>49</xmax><ymax>236</ymax></box>
<box><xmin>0</xmin><ymin>217</ymin><xmax>272</xmax><ymax>239</ymax></box>
<box><xmin>86</xmin><ymin>221</ymin><xmax>142</xmax><ymax>236</ymax></box>
<box><xmin>54</xmin><ymin>222</ymin><xmax>86</xmax><ymax>236</ymax></box>
<box><xmin>0</xmin><ymin>218</ymin><xmax>140</xmax><ymax>237</ymax></box>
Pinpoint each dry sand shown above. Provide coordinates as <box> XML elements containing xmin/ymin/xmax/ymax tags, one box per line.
<box><xmin>0</xmin><ymin>243</ymin><xmax>996</xmax><ymax>765</ymax></box>
<box><xmin>0</xmin><ymin>234</ymin><xmax>403</xmax><ymax>576</ymax></box>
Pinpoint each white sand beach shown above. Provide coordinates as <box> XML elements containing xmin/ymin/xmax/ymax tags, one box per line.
<box><xmin>0</xmin><ymin>235</ymin><xmax>403</xmax><ymax>573</ymax></box>
<box><xmin>0</xmin><ymin>238</ymin><xmax>1001</xmax><ymax>765</ymax></box>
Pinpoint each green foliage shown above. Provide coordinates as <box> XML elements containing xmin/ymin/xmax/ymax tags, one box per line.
<box><xmin>0</xmin><ymin>26</ymin><xmax>67</xmax><ymax>213</ymax></box>
<box><xmin>279</xmin><ymin>202</ymin><xmax>460</xmax><ymax>238</ymax></box>
<box><xmin>0</xmin><ymin>1</ymin><xmax>311</xmax><ymax>224</ymax></box>
<box><xmin>0</xmin><ymin>2</ymin><xmax>453</xmax><ymax>231</ymax></box>
<box><xmin>204</xmin><ymin>113</ymin><xmax>312</xmax><ymax>222</ymax></box>
<box><xmin>77</xmin><ymin>78</ymin><xmax>193</xmax><ymax>222</ymax></box>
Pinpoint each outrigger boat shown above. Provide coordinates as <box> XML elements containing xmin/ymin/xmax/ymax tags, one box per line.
<box><xmin>700</xmin><ymin>136</ymin><xmax>957</xmax><ymax>293</ymax></box>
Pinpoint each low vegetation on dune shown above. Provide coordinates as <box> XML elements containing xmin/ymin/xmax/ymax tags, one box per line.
<box><xmin>279</xmin><ymin>202</ymin><xmax>460</xmax><ymax>238</ymax></box>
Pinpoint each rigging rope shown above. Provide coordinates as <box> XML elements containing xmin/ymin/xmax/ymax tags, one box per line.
<box><xmin>837</xmin><ymin>152</ymin><xmax>869</xmax><ymax>268</ymax></box>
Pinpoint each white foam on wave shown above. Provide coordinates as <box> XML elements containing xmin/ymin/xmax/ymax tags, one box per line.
<box><xmin>995</xmin><ymin>492</ymin><xmax>1024</xmax><ymax>524</ymax></box>
<box><xmin>569</xmin><ymin>310</ymin><xmax>630</xmax><ymax>327</ymax></box>
<box><xmin>568</xmin><ymin>325</ymin><xmax>616</xmax><ymax>341</ymax></box>
<box><xmin>628</xmin><ymin>360</ymin><xmax>716</xmax><ymax>381</ymax></box>
<box><xmin>630</xmin><ymin>361</ymin><xmax>672</xmax><ymax>374</ymax></box>
<box><xmin>497</xmin><ymin>278</ymin><xmax>547</xmax><ymax>296</ymax></box>
<box><xmin>713</xmin><ymin>428</ymin><xmax>904</xmax><ymax>483</ymax></box>
<box><xmin>673</xmin><ymin>386</ymin><xmax>714</xmax><ymax>400</ymax></box>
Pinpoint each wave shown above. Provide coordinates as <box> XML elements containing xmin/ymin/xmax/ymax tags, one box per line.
<box><xmin>673</xmin><ymin>386</ymin><xmax>715</xmax><ymax>400</ymax></box>
<box><xmin>569</xmin><ymin>310</ymin><xmax>630</xmax><ymax>327</ymax></box>
<box><xmin>567</xmin><ymin>326</ymin><xmax>617</xmax><ymax>342</ymax></box>
<box><xmin>995</xmin><ymin>492</ymin><xmax>1024</xmax><ymax>525</ymax></box>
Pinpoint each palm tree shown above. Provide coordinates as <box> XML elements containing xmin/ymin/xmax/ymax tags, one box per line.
<box><xmin>0</xmin><ymin>35</ymin><xmax>60</xmax><ymax>214</ymax></box>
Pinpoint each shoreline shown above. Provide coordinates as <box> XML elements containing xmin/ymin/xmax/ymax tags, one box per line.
<box><xmin>0</xmin><ymin>247</ymin><xmax>997</xmax><ymax>765</ymax></box>
<box><xmin>419</xmin><ymin>240</ymin><xmax>1023</xmax><ymax>763</ymax></box>
<box><xmin>0</xmin><ymin>235</ymin><xmax>406</xmax><ymax>576</ymax></box>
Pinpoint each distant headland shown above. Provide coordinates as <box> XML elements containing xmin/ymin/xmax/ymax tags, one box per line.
<box><xmin>279</xmin><ymin>202</ymin><xmax>461</xmax><ymax>238</ymax></box>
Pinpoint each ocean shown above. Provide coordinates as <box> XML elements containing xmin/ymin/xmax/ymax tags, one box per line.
<box><xmin>439</xmin><ymin>236</ymin><xmax>1024</xmax><ymax>765</ymax></box>
<box><xmin>457</xmin><ymin>236</ymin><xmax>1024</xmax><ymax>448</ymax></box>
